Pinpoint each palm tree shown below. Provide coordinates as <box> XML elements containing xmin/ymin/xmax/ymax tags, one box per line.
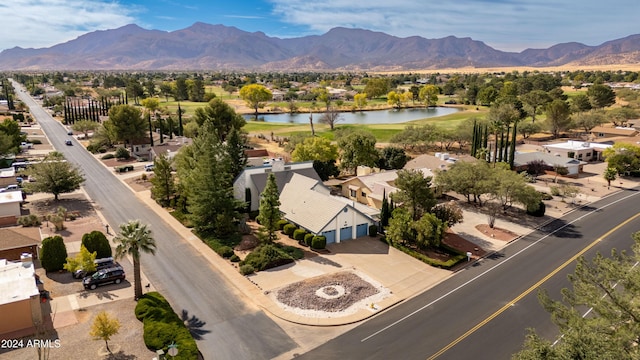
<box><xmin>114</xmin><ymin>220</ymin><xmax>156</xmax><ymax>300</ymax></box>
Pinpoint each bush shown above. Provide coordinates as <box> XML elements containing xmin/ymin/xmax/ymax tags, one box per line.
<box><xmin>230</xmin><ymin>254</ymin><xmax>240</xmax><ymax>262</ymax></box>
<box><xmin>241</xmin><ymin>244</ymin><xmax>294</xmax><ymax>271</ymax></box>
<box><xmin>293</xmin><ymin>229</ymin><xmax>307</xmax><ymax>241</ymax></box>
<box><xmin>135</xmin><ymin>292</ymin><xmax>200</xmax><ymax>359</ymax></box>
<box><xmin>101</xmin><ymin>153</ymin><xmax>115</xmax><ymax>160</ymax></box>
<box><xmin>81</xmin><ymin>231</ymin><xmax>112</xmax><ymax>259</ymax></box>
<box><xmin>369</xmin><ymin>224</ymin><xmax>378</xmax><ymax>237</ymax></box>
<box><xmin>40</xmin><ymin>235</ymin><xmax>68</xmax><ymax>272</ymax></box>
<box><xmin>527</xmin><ymin>201</ymin><xmax>546</xmax><ymax>217</ymax></box>
<box><xmin>283</xmin><ymin>224</ymin><xmax>297</xmax><ymax>238</ymax></box>
<box><xmin>303</xmin><ymin>233</ymin><xmax>314</xmax><ymax>246</ymax></box>
<box><xmin>280</xmin><ymin>245</ymin><xmax>304</xmax><ymax>260</ymax></box>
<box><xmin>30</xmin><ymin>139</ymin><xmax>42</xmax><ymax>144</ymax></box>
<box><xmin>311</xmin><ymin>235</ymin><xmax>327</xmax><ymax>250</ymax></box>
<box><xmin>114</xmin><ymin>146</ymin><xmax>130</xmax><ymax>160</ymax></box>
<box><xmin>87</xmin><ymin>142</ymin><xmax>105</xmax><ymax>154</ymax></box>
<box><xmin>550</xmin><ymin>186</ymin><xmax>561</xmax><ymax>196</ymax></box>
<box><xmin>240</xmin><ymin>264</ymin><xmax>255</xmax><ymax>275</ymax></box>
<box><xmin>276</xmin><ymin>219</ymin><xmax>289</xmax><ymax>231</ymax></box>
<box><xmin>538</xmin><ymin>191</ymin><xmax>553</xmax><ymax>200</ymax></box>
<box><xmin>216</xmin><ymin>246</ymin><xmax>235</xmax><ymax>258</ymax></box>
<box><xmin>17</xmin><ymin>214</ymin><xmax>41</xmax><ymax>227</ymax></box>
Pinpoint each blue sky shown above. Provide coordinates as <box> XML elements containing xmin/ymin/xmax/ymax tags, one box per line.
<box><xmin>1</xmin><ymin>0</ymin><xmax>638</xmax><ymax>52</ymax></box>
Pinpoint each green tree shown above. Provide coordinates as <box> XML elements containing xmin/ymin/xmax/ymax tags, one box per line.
<box><xmin>572</xmin><ymin>110</ymin><xmax>605</xmax><ymax>133</ymax></box>
<box><xmin>603</xmin><ymin>167</ymin><xmax>617</xmax><ymax>189</ymax></box>
<box><xmin>312</xmin><ymin>159</ymin><xmax>340</xmax><ymax>181</ymax></box>
<box><xmin>193</xmin><ymin>98</ymin><xmax>245</xmax><ymax>141</ymax></box>
<box><xmin>513</xmin><ymin>232</ymin><xmax>640</xmax><ymax>360</ymax></box>
<box><xmin>108</xmin><ymin>104</ymin><xmax>147</xmax><ymax>152</ymax></box>
<box><xmin>603</xmin><ymin>143</ymin><xmax>640</xmax><ymax>175</ymax></box>
<box><xmin>159</xmin><ymin>82</ymin><xmax>173</xmax><ymax>102</ymax></box>
<box><xmin>224</xmin><ymin>126</ymin><xmax>248</xmax><ymax>179</ymax></box>
<box><xmin>81</xmin><ymin>230</ymin><xmax>112</xmax><ymax>259</ymax></box>
<box><xmin>256</xmin><ymin>173</ymin><xmax>281</xmax><ymax>243</ymax></box>
<box><xmin>387</xmin><ymin>91</ymin><xmax>402</xmax><ymax>109</ymax></box>
<box><xmin>570</xmin><ymin>93</ymin><xmax>592</xmax><ymax>113</ymax></box>
<box><xmin>71</xmin><ymin>119</ymin><xmax>99</xmax><ymax>139</ymax></box>
<box><xmin>391</xmin><ymin>169</ymin><xmax>437</xmax><ymax>220</ymax></box>
<box><xmin>386</xmin><ymin>207</ymin><xmax>414</xmax><ymax>246</ymax></box>
<box><xmin>363</xmin><ymin>78</ymin><xmax>389</xmax><ymax>99</ymax></box>
<box><xmin>25</xmin><ymin>152</ymin><xmax>84</xmax><ymax>200</ymax></box>
<box><xmin>380</xmin><ymin>191</ymin><xmax>391</xmax><ymax>230</ymax></box>
<box><xmin>521</xmin><ymin>90</ymin><xmax>551</xmax><ymax>122</ymax></box>
<box><xmin>182</xmin><ymin>122</ymin><xmax>243</xmax><ymax>237</ymax></box>
<box><xmin>150</xmin><ymin>153</ymin><xmax>175</xmax><ymax>206</ymax></box>
<box><xmin>40</xmin><ymin>235</ymin><xmax>68</xmax><ymax>272</ymax></box>
<box><xmin>63</xmin><ymin>244</ymin><xmax>97</xmax><ymax>274</ymax></box>
<box><xmin>188</xmin><ymin>77</ymin><xmax>206</xmax><ymax>102</ymax></box>
<box><xmin>239</xmin><ymin>84</ymin><xmax>273</xmax><ymax>116</ymax></box>
<box><xmin>90</xmin><ymin>120</ymin><xmax>119</xmax><ymax>150</ymax></box>
<box><xmin>431</xmin><ymin>201</ymin><xmax>464</xmax><ymax>227</ymax></box>
<box><xmin>337</xmin><ymin>130</ymin><xmax>379</xmax><ymax>175</ymax></box>
<box><xmin>378</xmin><ymin>146</ymin><xmax>409</xmax><ymax>170</ymax></box>
<box><xmin>587</xmin><ymin>83</ymin><xmax>616</xmax><ymax>109</ymax></box>
<box><xmin>545</xmin><ymin>100</ymin><xmax>572</xmax><ymax>138</ymax></box>
<box><xmin>292</xmin><ymin>137</ymin><xmax>338</xmax><ymax>162</ymax></box>
<box><xmin>419</xmin><ymin>85</ymin><xmax>439</xmax><ymax>107</ymax></box>
<box><xmin>434</xmin><ymin>160</ymin><xmax>493</xmax><ymax>205</ymax></box>
<box><xmin>90</xmin><ymin>311</ymin><xmax>120</xmax><ymax>354</ymax></box>
<box><xmin>413</xmin><ymin>213</ymin><xmax>446</xmax><ymax>249</ymax></box>
<box><xmin>477</xmin><ymin>86</ymin><xmax>498</xmax><ymax>106</ymax></box>
<box><xmin>174</xmin><ymin>77</ymin><xmax>189</xmax><ymax>101</ymax></box>
<box><xmin>0</xmin><ymin>118</ymin><xmax>26</xmax><ymax>155</ymax></box>
<box><xmin>114</xmin><ymin>220</ymin><xmax>156</xmax><ymax>300</ymax></box>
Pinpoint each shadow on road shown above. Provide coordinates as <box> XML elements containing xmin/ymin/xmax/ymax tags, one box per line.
<box><xmin>180</xmin><ymin>309</ymin><xmax>211</xmax><ymax>340</ymax></box>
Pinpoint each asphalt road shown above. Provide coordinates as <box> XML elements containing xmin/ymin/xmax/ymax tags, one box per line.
<box><xmin>299</xmin><ymin>188</ymin><xmax>640</xmax><ymax>359</ymax></box>
<box><xmin>11</xmin><ymin>81</ymin><xmax>297</xmax><ymax>360</ymax></box>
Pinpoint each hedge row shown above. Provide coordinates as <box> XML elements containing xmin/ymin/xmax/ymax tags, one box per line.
<box><xmin>135</xmin><ymin>292</ymin><xmax>199</xmax><ymax>359</ymax></box>
<box><xmin>393</xmin><ymin>244</ymin><xmax>466</xmax><ymax>269</ymax></box>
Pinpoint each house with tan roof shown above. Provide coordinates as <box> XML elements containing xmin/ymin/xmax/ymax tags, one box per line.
<box><xmin>590</xmin><ymin>126</ymin><xmax>638</xmax><ymax>139</ymax></box>
<box><xmin>340</xmin><ymin>168</ymin><xmax>434</xmax><ymax>210</ymax></box>
<box><xmin>280</xmin><ymin>173</ymin><xmax>376</xmax><ymax>244</ymax></box>
<box><xmin>0</xmin><ymin>227</ymin><xmax>41</xmax><ymax>260</ymax></box>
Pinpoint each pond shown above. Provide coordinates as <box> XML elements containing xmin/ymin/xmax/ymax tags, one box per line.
<box><xmin>243</xmin><ymin>107</ymin><xmax>460</xmax><ymax>124</ymax></box>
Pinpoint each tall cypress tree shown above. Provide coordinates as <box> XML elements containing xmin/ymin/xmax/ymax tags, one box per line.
<box><xmin>380</xmin><ymin>190</ymin><xmax>391</xmax><ymax>230</ymax></box>
<box><xmin>256</xmin><ymin>173</ymin><xmax>281</xmax><ymax>243</ymax></box>
<box><xmin>225</xmin><ymin>127</ymin><xmax>247</xmax><ymax>179</ymax></box>
<box><xmin>177</xmin><ymin>103</ymin><xmax>183</xmax><ymax>136</ymax></box>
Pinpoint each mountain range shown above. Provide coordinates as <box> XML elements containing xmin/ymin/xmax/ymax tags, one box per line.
<box><xmin>1</xmin><ymin>22</ymin><xmax>639</xmax><ymax>71</ymax></box>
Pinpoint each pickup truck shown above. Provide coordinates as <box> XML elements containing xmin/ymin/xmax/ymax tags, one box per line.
<box><xmin>20</xmin><ymin>142</ymin><xmax>33</xmax><ymax>150</ymax></box>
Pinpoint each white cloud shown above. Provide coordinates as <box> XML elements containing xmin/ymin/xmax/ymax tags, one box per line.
<box><xmin>0</xmin><ymin>0</ymin><xmax>137</xmax><ymax>50</ymax></box>
<box><xmin>268</xmin><ymin>0</ymin><xmax>640</xmax><ymax>51</ymax></box>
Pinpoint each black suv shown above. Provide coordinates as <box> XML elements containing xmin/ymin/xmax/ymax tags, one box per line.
<box><xmin>73</xmin><ymin>257</ymin><xmax>116</xmax><ymax>279</ymax></box>
<box><xmin>83</xmin><ymin>266</ymin><xmax>126</xmax><ymax>290</ymax></box>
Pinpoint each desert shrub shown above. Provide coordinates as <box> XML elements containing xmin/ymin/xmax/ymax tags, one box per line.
<box><xmin>17</xmin><ymin>214</ymin><xmax>41</xmax><ymax>227</ymax></box>
<box><xmin>217</xmin><ymin>246</ymin><xmax>234</xmax><ymax>258</ymax></box>
<box><xmin>30</xmin><ymin>139</ymin><xmax>42</xmax><ymax>144</ymax></box>
<box><xmin>114</xmin><ymin>146</ymin><xmax>130</xmax><ymax>159</ymax></box>
<box><xmin>369</xmin><ymin>224</ymin><xmax>378</xmax><ymax>237</ymax></box>
<box><xmin>293</xmin><ymin>229</ymin><xmax>307</xmax><ymax>241</ymax></box>
<box><xmin>549</xmin><ymin>186</ymin><xmax>561</xmax><ymax>196</ymax></box>
<box><xmin>140</xmin><ymin>173</ymin><xmax>147</xmax><ymax>181</ymax></box>
<box><xmin>230</xmin><ymin>254</ymin><xmax>240</xmax><ymax>262</ymax></box>
<box><xmin>527</xmin><ymin>201</ymin><xmax>546</xmax><ymax>217</ymax></box>
<box><xmin>240</xmin><ymin>264</ymin><xmax>255</xmax><ymax>275</ymax></box>
<box><xmin>538</xmin><ymin>191</ymin><xmax>553</xmax><ymax>200</ymax></box>
<box><xmin>303</xmin><ymin>233</ymin><xmax>314</xmax><ymax>246</ymax></box>
<box><xmin>241</xmin><ymin>244</ymin><xmax>294</xmax><ymax>271</ymax></box>
<box><xmin>276</xmin><ymin>219</ymin><xmax>289</xmax><ymax>231</ymax></box>
<box><xmin>40</xmin><ymin>235</ymin><xmax>68</xmax><ymax>272</ymax></box>
<box><xmin>311</xmin><ymin>235</ymin><xmax>327</xmax><ymax>250</ymax></box>
<box><xmin>280</xmin><ymin>244</ymin><xmax>304</xmax><ymax>260</ymax></box>
<box><xmin>101</xmin><ymin>153</ymin><xmax>115</xmax><ymax>160</ymax></box>
<box><xmin>81</xmin><ymin>230</ymin><xmax>112</xmax><ymax>259</ymax></box>
<box><xmin>283</xmin><ymin>224</ymin><xmax>297</xmax><ymax>237</ymax></box>
<box><xmin>135</xmin><ymin>292</ymin><xmax>199</xmax><ymax>359</ymax></box>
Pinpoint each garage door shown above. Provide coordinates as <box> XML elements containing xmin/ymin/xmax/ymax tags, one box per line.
<box><xmin>322</xmin><ymin>230</ymin><xmax>336</xmax><ymax>244</ymax></box>
<box><xmin>340</xmin><ymin>226</ymin><xmax>352</xmax><ymax>241</ymax></box>
<box><xmin>356</xmin><ymin>224</ymin><xmax>369</xmax><ymax>237</ymax></box>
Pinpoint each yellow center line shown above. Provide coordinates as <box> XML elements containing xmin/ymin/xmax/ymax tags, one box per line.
<box><xmin>427</xmin><ymin>212</ymin><xmax>640</xmax><ymax>360</ymax></box>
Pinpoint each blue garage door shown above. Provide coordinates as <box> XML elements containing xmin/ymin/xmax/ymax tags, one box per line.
<box><xmin>322</xmin><ymin>230</ymin><xmax>336</xmax><ymax>244</ymax></box>
<box><xmin>340</xmin><ymin>226</ymin><xmax>352</xmax><ymax>241</ymax></box>
<box><xmin>356</xmin><ymin>223</ymin><xmax>369</xmax><ymax>237</ymax></box>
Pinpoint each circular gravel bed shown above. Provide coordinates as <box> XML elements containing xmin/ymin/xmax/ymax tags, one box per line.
<box><xmin>274</xmin><ymin>271</ymin><xmax>390</xmax><ymax>317</ymax></box>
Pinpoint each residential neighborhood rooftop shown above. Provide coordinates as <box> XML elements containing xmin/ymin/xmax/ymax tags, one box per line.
<box><xmin>0</xmin><ymin>259</ymin><xmax>39</xmax><ymax>306</ymax></box>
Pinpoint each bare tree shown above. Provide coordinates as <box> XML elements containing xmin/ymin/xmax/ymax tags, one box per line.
<box><xmin>319</xmin><ymin>107</ymin><xmax>343</xmax><ymax>130</ymax></box>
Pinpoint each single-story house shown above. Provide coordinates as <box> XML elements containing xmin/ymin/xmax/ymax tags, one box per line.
<box><xmin>541</xmin><ymin>140</ymin><xmax>612</xmax><ymax>162</ymax></box>
<box><xmin>280</xmin><ymin>173</ymin><xmax>376</xmax><ymax>244</ymax></box>
<box><xmin>514</xmin><ymin>152</ymin><xmax>586</xmax><ymax>177</ymax></box>
<box><xmin>0</xmin><ymin>167</ymin><xmax>17</xmax><ymax>188</ymax></box>
<box><xmin>234</xmin><ymin>159</ymin><xmax>322</xmax><ymax>212</ymax></box>
<box><xmin>340</xmin><ymin>168</ymin><xmax>434</xmax><ymax>210</ymax></box>
<box><xmin>0</xmin><ymin>257</ymin><xmax>43</xmax><ymax>337</ymax></box>
<box><xmin>0</xmin><ymin>190</ymin><xmax>23</xmax><ymax>226</ymax></box>
<box><xmin>148</xmin><ymin>137</ymin><xmax>192</xmax><ymax>162</ymax></box>
<box><xmin>590</xmin><ymin>126</ymin><xmax>638</xmax><ymax>139</ymax></box>
<box><xmin>0</xmin><ymin>227</ymin><xmax>41</xmax><ymax>260</ymax></box>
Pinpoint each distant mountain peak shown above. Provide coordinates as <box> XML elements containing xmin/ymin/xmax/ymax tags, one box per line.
<box><xmin>0</xmin><ymin>22</ymin><xmax>637</xmax><ymax>70</ymax></box>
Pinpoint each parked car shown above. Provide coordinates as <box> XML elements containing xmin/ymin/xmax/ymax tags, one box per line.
<box><xmin>65</xmin><ymin>140</ymin><xmax>73</xmax><ymax>146</ymax></box>
<box><xmin>83</xmin><ymin>266</ymin><xmax>125</xmax><ymax>290</ymax></box>
<box><xmin>67</xmin><ymin>130</ymin><xmax>73</xmax><ymax>135</ymax></box>
<box><xmin>73</xmin><ymin>257</ymin><xmax>116</xmax><ymax>279</ymax></box>
<box><xmin>144</xmin><ymin>164</ymin><xmax>154</xmax><ymax>172</ymax></box>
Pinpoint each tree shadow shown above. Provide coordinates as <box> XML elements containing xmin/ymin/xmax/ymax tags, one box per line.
<box><xmin>105</xmin><ymin>350</ymin><xmax>136</xmax><ymax>360</ymax></box>
<box><xmin>309</xmin><ymin>256</ymin><xmax>343</xmax><ymax>268</ymax></box>
<box><xmin>180</xmin><ymin>309</ymin><xmax>211</xmax><ymax>341</ymax></box>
